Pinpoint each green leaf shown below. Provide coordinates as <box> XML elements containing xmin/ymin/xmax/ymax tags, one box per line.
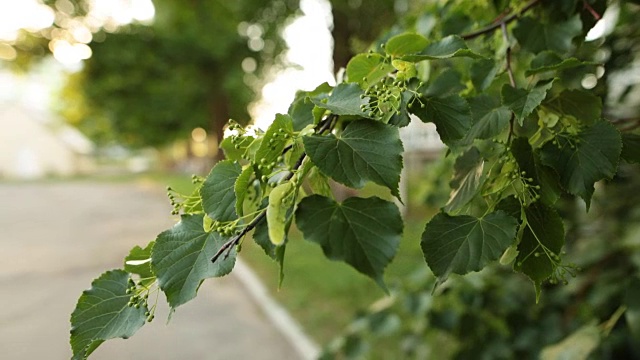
<box><xmin>303</xmin><ymin>119</ymin><xmax>404</xmax><ymax>198</ymax></box>
<box><xmin>253</xmin><ymin>215</ymin><xmax>278</xmax><ymax>259</ymax></box>
<box><xmin>502</xmin><ymin>81</ymin><xmax>554</xmax><ymax>125</ymax></box>
<box><xmin>421</xmin><ymin>211</ymin><xmax>518</xmax><ymax>280</ymax></box>
<box><xmin>296</xmin><ymin>195</ymin><xmax>402</xmax><ymax>289</ymax></box>
<box><xmin>513</xmin><ymin>16</ymin><xmax>583</xmax><ymax>54</ymax></box>
<box><xmin>124</xmin><ymin>242</ymin><xmax>154</xmax><ymax>281</ymax></box>
<box><xmin>422</xmin><ymin>69</ymin><xmax>464</xmax><ymax>98</ymax></box>
<box><xmin>540</xmin><ymin>322</ymin><xmax>600</xmax><ymax>360</ymax></box>
<box><xmin>621</xmin><ymin>133</ymin><xmax>640</xmax><ymax>164</ymax></box>
<box><xmin>388</xmin><ymin>91</ymin><xmax>413</xmax><ymax>127</ymax></box>
<box><xmin>70</xmin><ymin>270</ymin><xmax>147</xmax><ymax>360</ymax></box>
<box><xmin>526</xmin><ymin>52</ymin><xmax>597</xmax><ymax>76</ymax></box>
<box><xmin>411</xmin><ymin>95</ymin><xmax>472</xmax><ymax>145</ymax></box>
<box><xmin>200</xmin><ymin>160</ymin><xmax>242</xmax><ymax>222</ymax></box>
<box><xmin>511</xmin><ymin>138</ymin><xmax>561</xmax><ymax>206</ymax></box>
<box><xmin>346</xmin><ymin>53</ymin><xmax>395</xmax><ymax>88</ymax></box>
<box><xmin>307</xmin><ymin>166</ymin><xmax>333</xmax><ymax>197</ymax></box>
<box><xmin>253</xmin><ymin>217</ymin><xmax>287</xmax><ymax>286</ymax></box>
<box><xmin>151</xmin><ymin>214</ymin><xmax>236</xmax><ymax>308</ymax></box>
<box><xmin>470</xmin><ymin>59</ymin><xmax>498</xmax><ymax>91</ymax></box>
<box><xmin>288</xmin><ymin>96</ymin><xmax>315</xmax><ymax>131</ymax></box>
<box><xmin>465</xmin><ymin>95</ymin><xmax>511</xmax><ymax>141</ymax></box>
<box><xmin>540</xmin><ymin>121</ymin><xmax>622</xmax><ymax>209</ymax></box>
<box><xmin>234</xmin><ymin>166</ymin><xmax>254</xmax><ymax>217</ymax></box>
<box><xmin>514</xmin><ymin>202</ymin><xmax>565</xmax><ymax>288</ymax></box>
<box><xmin>267</xmin><ymin>182</ymin><xmax>295</xmax><ymax>245</ymax></box>
<box><xmin>545</xmin><ymin>90</ymin><xmax>602</xmax><ymax>126</ymax></box>
<box><xmin>311</xmin><ymin>83</ymin><xmax>370</xmax><ymax>117</ymax></box>
<box><xmin>444</xmin><ymin>147</ymin><xmax>485</xmax><ymax>213</ymax></box>
<box><xmin>402</xmin><ymin>35</ymin><xmax>483</xmax><ymax>61</ymax></box>
<box><xmin>385</xmin><ymin>33</ymin><xmax>429</xmax><ymax>57</ymax></box>
<box><xmin>255</xmin><ymin>113</ymin><xmax>294</xmax><ymax>168</ymax></box>
<box><xmin>220</xmin><ymin>135</ymin><xmax>254</xmax><ymax>161</ymax></box>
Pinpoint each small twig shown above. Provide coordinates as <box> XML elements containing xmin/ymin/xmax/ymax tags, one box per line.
<box><xmin>211</xmin><ymin>212</ymin><xmax>266</xmax><ymax>264</ymax></box>
<box><xmin>501</xmin><ymin>22</ymin><xmax>518</xmax><ymax>144</ymax></box>
<box><xmin>501</xmin><ymin>23</ymin><xmax>517</xmax><ymax>88</ymax></box>
<box><xmin>620</xmin><ymin>120</ymin><xmax>640</xmax><ymax>132</ymax></box>
<box><xmin>583</xmin><ymin>0</ymin><xmax>602</xmax><ymax>21</ymax></box>
<box><xmin>211</xmin><ymin>114</ymin><xmax>338</xmax><ymax>264</ymax></box>
<box><xmin>461</xmin><ymin>0</ymin><xmax>544</xmax><ymax>40</ymax></box>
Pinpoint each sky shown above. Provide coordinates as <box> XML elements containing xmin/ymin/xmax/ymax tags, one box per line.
<box><xmin>0</xmin><ymin>0</ymin><xmax>333</xmax><ymax>131</ymax></box>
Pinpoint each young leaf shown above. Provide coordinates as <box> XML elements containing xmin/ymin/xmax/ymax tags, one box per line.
<box><xmin>388</xmin><ymin>91</ymin><xmax>413</xmax><ymax>127</ymax></box>
<box><xmin>124</xmin><ymin>242</ymin><xmax>154</xmax><ymax>281</ymax></box>
<box><xmin>411</xmin><ymin>95</ymin><xmax>472</xmax><ymax>145</ymax></box>
<box><xmin>502</xmin><ymin>81</ymin><xmax>554</xmax><ymax>125</ymax></box>
<box><xmin>421</xmin><ymin>211</ymin><xmax>518</xmax><ymax>280</ymax></box>
<box><xmin>384</xmin><ymin>33</ymin><xmax>429</xmax><ymax>57</ymax></box>
<box><xmin>540</xmin><ymin>121</ymin><xmax>622</xmax><ymax>209</ymax></box>
<box><xmin>346</xmin><ymin>53</ymin><xmax>395</xmax><ymax>88</ymax></box>
<box><xmin>526</xmin><ymin>51</ymin><xmax>597</xmax><ymax>76</ymax></box>
<box><xmin>220</xmin><ymin>135</ymin><xmax>254</xmax><ymax>161</ymax></box>
<box><xmin>545</xmin><ymin>90</ymin><xmax>602</xmax><ymax>126</ymax></box>
<box><xmin>70</xmin><ymin>270</ymin><xmax>147</xmax><ymax>360</ymax></box>
<box><xmin>234</xmin><ymin>166</ymin><xmax>253</xmax><ymax>217</ymax></box>
<box><xmin>421</xmin><ymin>68</ymin><xmax>464</xmax><ymax>98</ymax></box>
<box><xmin>621</xmin><ymin>133</ymin><xmax>640</xmax><ymax>164</ymax></box>
<box><xmin>303</xmin><ymin>119</ymin><xmax>404</xmax><ymax>198</ymax></box>
<box><xmin>511</xmin><ymin>138</ymin><xmax>561</xmax><ymax>206</ymax></box>
<box><xmin>514</xmin><ymin>202</ymin><xmax>565</xmax><ymax>289</ymax></box>
<box><xmin>295</xmin><ymin>195</ymin><xmax>403</xmax><ymax>289</ymax></box>
<box><xmin>402</xmin><ymin>35</ymin><xmax>483</xmax><ymax>61</ymax></box>
<box><xmin>513</xmin><ymin>16</ymin><xmax>583</xmax><ymax>54</ymax></box>
<box><xmin>311</xmin><ymin>83</ymin><xmax>370</xmax><ymax>117</ymax></box>
<box><xmin>470</xmin><ymin>59</ymin><xmax>498</xmax><ymax>91</ymax></box>
<box><xmin>151</xmin><ymin>214</ymin><xmax>236</xmax><ymax>309</ymax></box>
<box><xmin>200</xmin><ymin>160</ymin><xmax>242</xmax><ymax>222</ymax></box>
<box><xmin>444</xmin><ymin>147</ymin><xmax>485</xmax><ymax>213</ymax></box>
<box><xmin>288</xmin><ymin>96</ymin><xmax>316</xmax><ymax>131</ymax></box>
<box><xmin>465</xmin><ymin>95</ymin><xmax>511</xmax><ymax>141</ymax></box>
<box><xmin>255</xmin><ymin>113</ymin><xmax>294</xmax><ymax>168</ymax></box>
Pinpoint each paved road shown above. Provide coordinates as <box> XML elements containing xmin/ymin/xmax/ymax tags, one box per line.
<box><xmin>0</xmin><ymin>182</ymin><xmax>302</xmax><ymax>360</ymax></box>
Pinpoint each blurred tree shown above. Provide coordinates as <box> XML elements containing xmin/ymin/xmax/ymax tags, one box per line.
<box><xmin>68</xmin><ymin>0</ymin><xmax>300</xmax><ymax>154</ymax></box>
<box><xmin>329</xmin><ymin>0</ymin><xmax>430</xmax><ymax>73</ymax></box>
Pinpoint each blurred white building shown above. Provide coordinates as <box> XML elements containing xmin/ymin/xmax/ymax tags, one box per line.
<box><xmin>0</xmin><ymin>103</ymin><xmax>94</xmax><ymax>179</ymax></box>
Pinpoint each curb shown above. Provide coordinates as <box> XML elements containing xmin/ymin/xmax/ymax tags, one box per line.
<box><xmin>233</xmin><ymin>259</ymin><xmax>321</xmax><ymax>360</ymax></box>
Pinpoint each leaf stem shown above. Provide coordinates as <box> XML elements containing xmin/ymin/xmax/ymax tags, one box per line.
<box><xmin>211</xmin><ymin>114</ymin><xmax>338</xmax><ymax>264</ymax></box>
<box><xmin>500</xmin><ymin>22</ymin><xmax>518</xmax><ymax>144</ymax></box>
<box><xmin>461</xmin><ymin>0</ymin><xmax>543</xmax><ymax>40</ymax></box>
<box><xmin>583</xmin><ymin>0</ymin><xmax>602</xmax><ymax>21</ymax></box>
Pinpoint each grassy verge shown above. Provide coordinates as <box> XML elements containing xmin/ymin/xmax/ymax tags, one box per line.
<box><xmin>240</xmin><ymin>215</ymin><xmax>429</xmax><ymax>345</ymax></box>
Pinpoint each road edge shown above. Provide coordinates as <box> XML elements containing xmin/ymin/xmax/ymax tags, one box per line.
<box><xmin>233</xmin><ymin>259</ymin><xmax>321</xmax><ymax>360</ymax></box>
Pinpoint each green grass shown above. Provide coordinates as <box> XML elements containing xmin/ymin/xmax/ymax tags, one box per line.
<box><xmin>240</xmin><ymin>216</ymin><xmax>429</xmax><ymax>345</ymax></box>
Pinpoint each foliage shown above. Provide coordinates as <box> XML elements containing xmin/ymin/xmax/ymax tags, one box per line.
<box><xmin>5</xmin><ymin>0</ymin><xmax>300</xmax><ymax>149</ymax></box>
<box><xmin>69</xmin><ymin>0</ymin><xmax>640</xmax><ymax>359</ymax></box>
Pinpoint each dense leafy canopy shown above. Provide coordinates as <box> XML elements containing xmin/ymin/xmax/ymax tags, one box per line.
<box><xmin>68</xmin><ymin>0</ymin><xmax>640</xmax><ymax>358</ymax></box>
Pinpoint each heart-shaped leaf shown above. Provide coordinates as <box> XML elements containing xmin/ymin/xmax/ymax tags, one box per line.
<box><xmin>296</xmin><ymin>195</ymin><xmax>402</xmax><ymax>289</ymax></box>
<box><xmin>152</xmin><ymin>214</ymin><xmax>236</xmax><ymax>309</ymax></box>
<box><xmin>70</xmin><ymin>270</ymin><xmax>147</xmax><ymax>360</ymax></box>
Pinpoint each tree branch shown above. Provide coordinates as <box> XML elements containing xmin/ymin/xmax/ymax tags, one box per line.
<box><xmin>461</xmin><ymin>0</ymin><xmax>544</xmax><ymax>40</ymax></box>
<box><xmin>501</xmin><ymin>22</ymin><xmax>518</xmax><ymax>144</ymax></box>
<box><xmin>211</xmin><ymin>114</ymin><xmax>338</xmax><ymax>264</ymax></box>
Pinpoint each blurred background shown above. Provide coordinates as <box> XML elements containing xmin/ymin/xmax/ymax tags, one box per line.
<box><xmin>1</xmin><ymin>0</ymin><xmax>640</xmax><ymax>359</ymax></box>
